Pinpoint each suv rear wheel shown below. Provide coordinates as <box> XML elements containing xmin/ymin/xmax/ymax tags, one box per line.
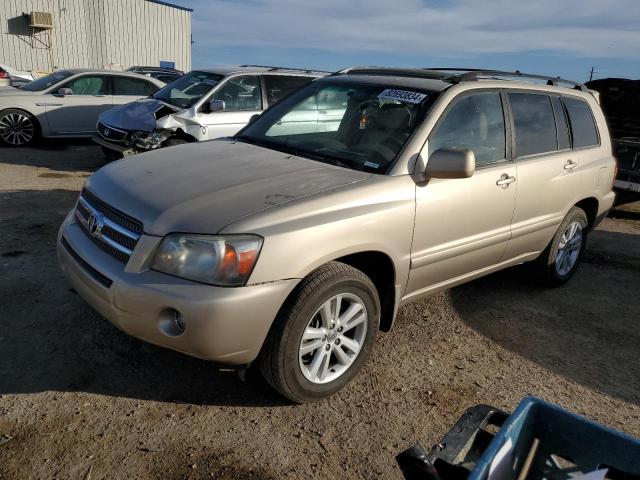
<box><xmin>258</xmin><ymin>262</ymin><xmax>380</xmax><ymax>403</ymax></box>
<box><xmin>533</xmin><ymin>206</ymin><xmax>589</xmax><ymax>286</ymax></box>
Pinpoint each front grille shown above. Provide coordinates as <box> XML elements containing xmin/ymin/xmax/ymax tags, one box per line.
<box><xmin>75</xmin><ymin>189</ymin><xmax>143</xmax><ymax>263</ymax></box>
<box><xmin>81</xmin><ymin>190</ymin><xmax>143</xmax><ymax>235</ymax></box>
<box><xmin>97</xmin><ymin>121</ymin><xmax>128</xmax><ymax>143</ymax></box>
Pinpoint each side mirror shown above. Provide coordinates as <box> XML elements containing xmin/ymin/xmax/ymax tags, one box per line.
<box><xmin>426</xmin><ymin>148</ymin><xmax>475</xmax><ymax>179</ymax></box>
<box><xmin>57</xmin><ymin>87</ymin><xmax>73</xmax><ymax>96</ymax></box>
<box><xmin>248</xmin><ymin>113</ymin><xmax>260</xmax><ymax>125</ymax></box>
<box><xmin>207</xmin><ymin>99</ymin><xmax>225</xmax><ymax>113</ymax></box>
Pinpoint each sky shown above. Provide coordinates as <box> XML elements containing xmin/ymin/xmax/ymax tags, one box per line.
<box><xmin>173</xmin><ymin>0</ymin><xmax>640</xmax><ymax>82</ymax></box>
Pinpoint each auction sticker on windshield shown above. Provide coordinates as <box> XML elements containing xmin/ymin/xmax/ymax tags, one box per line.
<box><xmin>378</xmin><ymin>89</ymin><xmax>427</xmax><ymax>104</ymax></box>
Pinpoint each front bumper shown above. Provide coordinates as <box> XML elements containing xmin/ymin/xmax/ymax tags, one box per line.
<box><xmin>614</xmin><ymin>178</ymin><xmax>640</xmax><ymax>194</ymax></box>
<box><xmin>92</xmin><ymin>135</ymin><xmax>139</xmax><ymax>156</ymax></box>
<box><xmin>57</xmin><ymin>210</ymin><xmax>297</xmax><ymax>364</ymax></box>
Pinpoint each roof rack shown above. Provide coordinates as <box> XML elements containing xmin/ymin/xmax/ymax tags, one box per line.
<box><xmin>239</xmin><ymin>64</ymin><xmax>329</xmax><ymax>74</ymax></box>
<box><xmin>333</xmin><ymin>66</ymin><xmax>447</xmax><ymax>80</ymax></box>
<box><xmin>334</xmin><ymin>66</ymin><xmax>588</xmax><ymax>91</ymax></box>
<box><xmin>427</xmin><ymin>68</ymin><xmax>588</xmax><ymax>91</ymax></box>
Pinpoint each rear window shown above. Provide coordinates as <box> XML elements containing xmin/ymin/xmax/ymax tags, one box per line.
<box><xmin>508</xmin><ymin>93</ymin><xmax>557</xmax><ymax>157</ymax></box>
<box><xmin>563</xmin><ymin>97</ymin><xmax>599</xmax><ymax>148</ymax></box>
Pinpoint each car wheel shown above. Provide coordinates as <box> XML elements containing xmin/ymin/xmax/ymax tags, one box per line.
<box><xmin>533</xmin><ymin>206</ymin><xmax>589</xmax><ymax>286</ymax></box>
<box><xmin>0</xmin><ymin>109</ymin><xmax>38</xmax><ymax>147</ymax></box>
<box><xmin>258</xmin><ymin>261</ymin><xmax>380</xmax><ymax>403</ymax></box>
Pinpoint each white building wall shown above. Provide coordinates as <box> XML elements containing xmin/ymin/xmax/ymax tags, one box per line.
<box><xmin>0</xmin><ymin>0</ymin><xmax>191</xmax><ymax>73</ymax></box>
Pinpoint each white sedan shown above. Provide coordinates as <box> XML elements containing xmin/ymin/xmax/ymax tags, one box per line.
<box><xmin>0</xmin><ymin>69</ymin><xmax>165</xmax><ymax>146</ymax></box>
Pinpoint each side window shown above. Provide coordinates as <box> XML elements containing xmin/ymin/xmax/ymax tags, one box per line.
<box><xmin>265</xmin><ymin>85</ymin><xmax>349</xmax><ymax>137</ymax></box>
<box><xmin>264</xmin><ymin>75</ymin><xmax>313</xmax><ymax>106</ymax></box>
<box><xmin>429</xmin><ymin>92</ymin><xmax>506</xmax><ymax>166</ymax></box>
<box><xmin>563</xmin><ymin>97</ymin><xmax>599</xmax><ymax>148</ymax></box>
<box><xmin>508</xmin><ymin>93</ymin><xmax>557</xmax><ymax>157</ymax></box>
<box><xmin>551</xmin><ymin>96</ymin><xmax>571</xmax><ymax>150</ymax></box>
<box><xmin>64</xmin><ymin>76</ymin><xmax>108</xmax><ymax>95</ymax></box>
<box><xmin>212</xmin><ymin>75</ymin><xmax>262</xmax><ymax>111</ymax></box>
<box><xmin>114</xmin><ymin>77</ymin><xmax>154</xmax><ymax>96</ymax></box>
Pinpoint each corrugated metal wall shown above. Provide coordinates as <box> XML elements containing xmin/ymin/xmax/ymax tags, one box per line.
<box><xmin>0</xmin><ymin>0</ymin><xmax>191</xmax><ymax>73</ymax></box>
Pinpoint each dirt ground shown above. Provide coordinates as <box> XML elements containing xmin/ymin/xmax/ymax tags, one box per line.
<box><xmin>0</xmin><ymin>140</ymin><xmax>639</xmax><ymax>480</ymax></box>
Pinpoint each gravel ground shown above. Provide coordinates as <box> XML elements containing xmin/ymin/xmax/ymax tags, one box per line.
<box><xmin>0</xmin><ymin>140</ymin><xmax>639</xmax><ymax>479</ymax></box>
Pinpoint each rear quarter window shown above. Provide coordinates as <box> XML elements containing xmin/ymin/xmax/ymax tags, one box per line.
<box><xmin>563</xmin><ymin>97</ymin><xmax>599</xmax><ymax>148</ymax></box>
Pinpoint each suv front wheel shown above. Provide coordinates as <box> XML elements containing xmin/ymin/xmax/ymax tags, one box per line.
<box><xmin>533</xmin><ymin>206</ymin><xmax>589</xmax><ymax>286</ymax></box>
<box><xmin>258</xmin><ymin>262</ymin><xmax>380</xmax><ymax>403</ymax></box>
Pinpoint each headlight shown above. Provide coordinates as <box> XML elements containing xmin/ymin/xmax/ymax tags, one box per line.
<box><xmin>151</xmin><ymin>234</ymin><xmax>263</xmax><ymax>286</ymax></box>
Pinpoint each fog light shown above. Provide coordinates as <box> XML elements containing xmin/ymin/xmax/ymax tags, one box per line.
<box><xmin>158</xmin><ymin>308</ymin><xmax>186</xmax><ymax>337</ymax></box>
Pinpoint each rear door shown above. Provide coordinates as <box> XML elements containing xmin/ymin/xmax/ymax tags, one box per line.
<box><xmin>112</xmin><ymin>76</ymin><xmax>158</xmax><ymax>106</ymax></box>
<box><xmin>200</xmin><ymin>75</ymin><xmax>263</xmax><ymax>140</ymax></box>
<box><xmin>43</xmin><ymin>74</ymin><xmax>113</xmax><ymax>135</ymax></box>
<box><xmin>503</xmin><ymin>92</ymin><xmax>583</xmax><ymax>258</ymax></box>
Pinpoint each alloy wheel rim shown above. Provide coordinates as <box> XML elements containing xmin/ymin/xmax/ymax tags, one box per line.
<box><xmin>298</xmin><ymin>293</ymin><xmax>368</xmax><ymax>384</ymax></box>
<box><xmin>555</xmin><ymin>221</ymin><xmax>583</xmax><ymax>276</ymax></box>
<box><xmin>0</xmin><ymin>113</ymin><xmax>34</xmax><ymax>145</ymax></box>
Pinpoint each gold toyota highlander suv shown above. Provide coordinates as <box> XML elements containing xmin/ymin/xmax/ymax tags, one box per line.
<box><xmin>58</xmin><ymin>68</ymin><xmax>616</xmax><ymax>402</ymax></box>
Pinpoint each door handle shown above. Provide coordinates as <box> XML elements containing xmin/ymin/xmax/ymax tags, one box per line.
<box><xmin>564</xmin><ymin>159</ymin><xmax>578</xmax><ymax>170</ymax></box>
<box><xmin>496</xmin><ymin>174</ymin><xmax>516</xmax><ymax>186</ymax></box>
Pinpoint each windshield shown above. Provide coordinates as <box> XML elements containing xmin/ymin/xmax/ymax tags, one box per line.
<box><xmin>152</xmin><ymin>71</ymin><xmax>223</xmax><ymax>108</ymax></box>
<box><xmin>20</xmin><ymin>71</ymin><xmax>74</xmax><ymax>91</ymax></box>
<box><xmin>237</xmin><ymin>81</ymin><xmax>432</xmax><ymax>173</ymax></box>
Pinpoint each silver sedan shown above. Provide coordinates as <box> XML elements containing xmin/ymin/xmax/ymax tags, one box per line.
<box><xmin>0</xmin><ymin>69</ymin><xmax>165</xmax><ymax>146</ymax></box>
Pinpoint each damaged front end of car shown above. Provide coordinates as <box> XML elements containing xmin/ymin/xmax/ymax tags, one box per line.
<box><xmin>129</xmin><ymin>129</ymin><xmax>172</xmax><ymax>151</ymax></box>
<box><xmin>94</xmin><ymin>99</ymin><xmax>191</xmax><ymax>156</ymax></box>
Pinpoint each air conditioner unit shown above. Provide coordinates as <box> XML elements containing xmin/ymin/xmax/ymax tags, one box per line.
<box><xmin>29</xmin><ymin>11</ymin><xmax>53</xmax><ymax>29</ymax></box>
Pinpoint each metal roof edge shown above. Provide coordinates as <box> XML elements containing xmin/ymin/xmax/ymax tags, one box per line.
<box><xmin>145</xmin><ymin>0</ymin><xmax>193</xmax><ymax>13</ymax></box>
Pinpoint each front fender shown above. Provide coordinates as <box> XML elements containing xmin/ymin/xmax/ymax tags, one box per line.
<box><xmin>221</xmin><ymin>175</ymin><xmax>417</xmax><ymax>295</ymax></box>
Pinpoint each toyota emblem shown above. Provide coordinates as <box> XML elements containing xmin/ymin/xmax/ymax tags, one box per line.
<box><xmin>87</xmin><ymin>212</ymin><xmax>103</xmax><ymax>237</ymax></box>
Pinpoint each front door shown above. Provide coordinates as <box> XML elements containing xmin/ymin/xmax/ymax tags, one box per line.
<box><xmin>406</xmin><ymin>90</ymin><xmax>517</xmax><ymax>298</ymax></box>
<box><xmin>44</xmin><ymin>75</ymin><xmax>112</xmax><ymax>135</ymax></box>
<box><xmin>200</xmin><ymin>75</ymin><xmax>263</xmax><ymax>140</ymax></box>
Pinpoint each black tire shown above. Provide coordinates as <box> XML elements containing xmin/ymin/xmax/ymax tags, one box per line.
<box><xmin>258</xmin><ymin>261</ymin><xmax>380</xmax><ymax>403</ymax></box>
<box><xmin>533</xmin><ymin>206</ymin><xmax>589</xmax><ymax>286</ymax></box>
<box><xmin>0</xmin><ymin>109</ymin><xmax>39</xmax><ymax>147</ymax></box>
<box><xmin>101</xmin><ymin>146</ymin><xmax>123</xmax><ymax>161</ymax></box>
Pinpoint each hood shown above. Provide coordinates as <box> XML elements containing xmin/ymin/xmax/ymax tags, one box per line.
<box><xmin>99</xmin><ymin>98</ymin><xmax>177</xmax><ymax>132</ymax></box>
<box><xmin>86</xmin><ymin>139</ymin><xmax>371</xmax><ymax>236</ymax></box>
